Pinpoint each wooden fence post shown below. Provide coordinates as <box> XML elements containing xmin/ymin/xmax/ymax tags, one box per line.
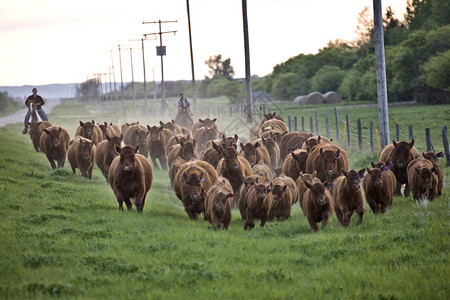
<box><xmin>288</xmin><ymin>116</ymin><xmax>292</xmax><ymax>132</ymax></box>
<box><xmin>408</xmin><ymin>125</ymin><xmax>413</xmax><ymax>141</ymax></box>
<box><xmin>309</xmin><ymin>116</ymin><xmax>313</xmax><ymax>134</ymax></box>
<box><xmin>334</xmin><ymin>107</ymin><xmax>340</xmax><ymax>142</ymax></box>
<box><xmin>301</xmin><ymin>116</ymin><xmax>305</xmax><ymax>132</ymax></box>
<box><xmin>425</xmin><ymin>128</ymin><xmax>432</xmax><ymax>151</ymax></box>
<box><xmin>263</xmin><ymin>104</ymin><xmax>266</xmax><ymax>116</ymax></box>
<box><xmin>370</xmin><ymin>121</ymin><xmax>374</xmax><ymax>153</ymax></box>
<box><xmin>259</xmin><ymin>104</ymin><xmax>262</xmax><ymax>120</ymax></box>
<box><xmin>346</xmin><ymin>114</ymin><xmax>351</xmax><ymax>146</ymax></box>
<box><xmin>294</xmin><ymin>117</ymin><xmax>298</xmax><ymax>132</ymax></box>
<box><xmin>396</xmin><ymin>124</ymin><xmax>400</xmax><ymax>142</ymax></box>
<box><xmin>315</xmin><ymin>111</ymin><xmax>319</xmax><ymax>135</ymax></box>
<box><xmin>324</xmin><ymin>112</ymin><xmax>329</xmax><ymax>138</ymax></box>
<box><xmin>357</xmin><ymin>118</ymin><xmax>362</xmax><ymax>150</ymax></box>
<box><xmin>441</xmin><ymin>125</ymin><xmax>450</xmax><ymax>167</ymax></box>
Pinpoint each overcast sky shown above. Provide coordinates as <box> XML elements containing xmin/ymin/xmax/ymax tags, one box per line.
<box><xmin>0</xmin><ymin>0</ymin><xmax>408</xmax><ymax>86</ymax></box>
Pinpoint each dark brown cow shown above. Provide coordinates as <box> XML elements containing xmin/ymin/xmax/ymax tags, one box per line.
<box><xmin>204</xmin><ymin>176</ymin><xmax>234</xmax><ymax>230</ymax></box>
<box><xmin>269</xmin><ymin>174</ymin><xmax>298</xmax><ymax>220</ymax></box>
<box><xmin>422</xmin><ymin>151</ymin><xmax>444</xmax><ymax>196</ymax></box>
<box><xmin>174</xmin><ymin>160</ymin><xmax>218</xmax><ymax>220</ymax></box>
<box><xmin>169</xmin><ymin>157</ymin><xmax>187</xmax><ymax>188</ymax></box>
<box><xmin>204</xmin><ymin>133</ymin><xmax>238</xmax><ymax>151</ymax></box>
<box><xmin>260</xmin><ymin>111</ymin><xmax>285</xmax><ymax>125</ymax></box>
<box><xmin>202</xmin><ymin>142</ymin><xmax>224</xmax><ymax>169</ymax></box>
<box><xmin>108</xmin><ymin>145</ymin><xmax>153</xmax><ymax>213</ymax></box>
<box><xmin>407</xmin><ymin>158</ymin><xmax>438</xmax><ymax>201</ymax></box>
<box><xmin>379</xmin><ymin>138</ymin><xmax>419</xmax><ymax>196</ymax></box>
<box><xmin>238</xmin><ymin>175</ymin><xmax>266</xmax><ymax>219</ymax></box>
<box><xmin>363</xmin><ymin>164</ymin><xmax>396</xmax><ymax>214</ymax></box>
<box><xmin>261</xmin><ymin>134</ymin><xmax>281</xmax><ymax>170</ymax></box>
<box><xmin>95</xmin><ymin>134</ymin><xmax>123</xmax><ymax>181</ymax></box>
<box><xmin>295</xmin><ymin>171</ymin><xmax>319</xmax><ymax>215</ymax></box>
<box><xmin>193</xmin><ymin>127</ymin><xmax>218</xmax><ymax>154</ymax></box>
<box><xmin>279</xmin><ymin>131</ymin><xmax>311</xmax><ymax>161</ymax></box>
<box><xmin>331</xmin><ymin>169</ymin><xmax>366</xmax><ymax>226</ymax></box>
<box><xmin>306</xmin><ymin>144</ymin><xmax>349</xmax><ymax>182</ymax></box>
<box><xmin>123</xmin><ymin>124</ymin><xmax>149</xmax><ymax>158</ymax></box>
<box><xmin>303</xmin><ymin>181</ymin><xmax>334</xmax><ymax>231</ymax></box>
<box><xmin>75</xmin><ymin>120</ymin><xmax>102</xmax><ymax>145</ymax></box>
<box><xmin>40</xmin><ymin>126</ymin><xmax>70</xmax><ymax>170</ymax></box>
<box><xmin>160</xmin><ymin>120</ymin><xmax>183</xmax><ymax>135</ymax></box>
<box><xmin>28</xmin><ymin>121</ymin><xmax>52</xmax><ymax>152</ymax></box>
<box><xmin>167</xmin><ymin>134</ymin><xmax>195</xmax><ymax>153</ymax></box>
<box><xmin>99</xmin><ymin>122</ymin><xmax>121</xmax><ymax>139</ymax></box>
<box><xmin>242</xmin><ymin>180</ymin><xmax>273</xmax><ymax>229</ymax></box>
<box><xmin>302</xmin><ymin>135</ymin><xmax>332</xmax><ymax>152</ymax></box>
<box><xmin>167</xmin><ymin>139</ymin><xmax>199</xmax><ymax>167</ymax></box>
<box><xmin>252</xmin><ymin>160</ymin><xmax>273</xmax><ymax>181</ymax></box>
<box><xmin>147</xmin><ymin>125</ymin><xmax>173</xmax><ymax>170</ymax></box>
<box><xmin>68</xmin><ymin>136</ymin><xmax>96</xmax><ymax>179</ymax></box>
<box><xmin>192</xmin><ymin>118</ymin><xmax>218</xmax><ymax>134</ymax></box>
<box><xmin>239</xmin><ymin>141</ymin><xmax>270</xmax><ymax>167</ymax></box>
<box><xmin>282</xmin><ymin>149</ymin><xmax>309</xmax><ymax>181</ymax></box>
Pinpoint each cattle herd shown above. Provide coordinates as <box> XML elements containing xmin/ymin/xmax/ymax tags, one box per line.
<box><xmin>27</xmin><ymin>112</ymin><xmax>445</xmax><ymax>231</ymax></box>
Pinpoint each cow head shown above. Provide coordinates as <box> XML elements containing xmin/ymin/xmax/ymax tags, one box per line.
<box><xmin>261</xmin><ymin>135</ymin><xmax>277</xmax><ymax>157</ymax></box>
<box><xmin>300</xmin><ymin>171</ymin><xmax>317</xmax><ymax>184</ymax></box>
<box><xmin>240</xmin><ymin>142</ymin><xmax>260</xmax><ymax>167</ymax></box>
<box><xmin>160</xmin><ymin>120</ymin><xmax>175</xmax><ymax>134</ymax></box>
<box><xmin>147</xmin><ymin>125</ymin><xmax>164</xmax><ymax>143</ymax></box>
<box><xmin>79</xmin><ymin>120</ymin><xmax>95</xmax><ymax>139</ymax></box>
<box><xmin>422</xmin><ymin>151</ymin><xmax>443</xmax><ymax>169</ymax></box>
<box><xmin>183</xmin><ymin>167</ymin><xmax>204</xmax><ymax>202</ymax></box>
<box><xmin>115</xmin><ymin>144</ymin><xmax>139</xmax><ymax>173</ymax></box>
<box><xmin>254</xmin><ymin>180</ymin><xmax>272</xmax><ymax>203</ymax></box>
<box><xmin>392</xmin><ymin>138</ymin><xmax>415</xmax><ymax>168</ymax></box>
<box><xmin>243</xmin><ymin>176</ymin><xmax>257</xmax><ymax>193</ymax></box>
<box><xmin>106</xmin><ymin>134</ymin><xmax>122</xmax><ymax>158</ymax></box>
<box><xmin>366</xmin><ymin>167</ymin><xmax>384</xmax><ymax>188</ymax></box>
<box><xmin>415</xmin><ymin>165</ymin><xmax>435</xmax><ymax>191</ymax></box>
<box><xmin>342</xmin><ymin>169</ymin><xmax>365</xmax><ymax>191</ymax></box>
<box><xmin>319</xmin><ymin>147</ymin><xmax>341</xmax><ymax>178</ymax></box>
<box><xmin>305</xmin><ymin>136</ymin><xmax>321</xmax><ymax>152</ymax></box>
<box><xmin>222</xmin><ymin>146</ymin><xmax>240</xmax><ymax>171</ymax></box>
<box><xmin>271</xmin><ymin>181</ymin><xmax>288</xmax><ymax>204</ymax></box>
<box><xmin>98</xmin><ymin>122</ymin><xmax>109</xmax><ymax>138</ymax></box>
<box><xmin>180</xmin><ymin>139</ymin><xmax>197</xmax><ymax>161</ymax></box>
<box><xmin>198</xmin><ymin>118</ymin><xmax>217</xmax><ymax>128</ymax></box>
<box><xmin>213</xmin><ymin>191</ymin><xmax>234</xmax><ymax>212</ymax></box>
<box><xmin>28</xmin><ymin>121</ymin><xmax>42</xmax><ymax>136</ymax></box>
<box><xmin>291</xmin><ymin>150</ymin><xmax>309</xmax><ymax>172</ymax></box>
<box><xmin>304</xmin><ymin>181</ymin><xmax>329</xmax><ymax>206</ymax></box>
<box><xmin>135</xmin><ymin>126</ymin><xmax>149</xmax><ymax>147</ymax></box>
<box><xmin>79</xmin><ymin>138</ymin><xmax>95</xmax><ymax>161</ymax></box>
<box><xmin>44</xmin><ymin>127</ymin><xmax>62</xmax><ymax>148</ymax></box>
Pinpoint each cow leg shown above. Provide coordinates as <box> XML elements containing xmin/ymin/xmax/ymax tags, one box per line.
<box><xmin>321</xmin><ymin>211</ymin><xmax>331</xmax><ymax>229</ymax></box>
<box><xmin>394</xmin><ymin>181</ymin><xmax>402</xmax><ymax>196</ymax></box>
<box><xmin>134</xmin><ymin>189</ymin><xmax>146</xmax><ymax>213</ymax></box>
<box><xmin>260</xmin><ymin>213</ymin><xmax>268</xmax><ymax>227</ymax></box>
<box><xmin>46</xmin><ymin>154</ymin><xmax>57</xmax><ymax>170</ymax></box>
<box><xmin>150</xmin><ymin>155</ymin><xmax>159</xmax><ymax>169</ymax></box>
<box><xmin>88</xmin><ymin>166</ymin><xmax>93</xmax><ymax>180</ymax></box>
<box><xmin>124</xmin><ymin>198</ymin><xmax>133</xmax><ymax>210</ymax></box>
<box><xmin>334</xmin><ymin>207</ymin><xmax>343</xmax><ymax>225</ymax></box>
<box><xmin>356</xmin><ymin>205</ymin><xmax>364</xmax><ymax>224</ymax></box>
<box><xmin>340</xmin><ymin>207</ymin><xmax>350</xmax><ymax>226</ymax></box>
<box><xmin>244</xmin><ymin>210</ymin><xmax>255</xmax><ymax>230</ymax></box>
<box><xmin>366</xmin><ymin>197</ymin><xmax>379</xmax><ymax>214</ymax></box>
<box><xmin>70</xmin><ymin>164</ymin><xmax>76</xmax><ymax>174</ymax></box>
<box><xmin>404</xmin><ymin>183</ymin><xmax>411</xmax><ymax>197</ymax></box>
<box><xmin>211</xmin><ymin>213</ymin><xmax>222</xmax><ymax>230</ymax></box>
<box><xmin>159</xmin><ymin>156</ymin><xmax>168</xmax><ymax>171</ymax></box>
<box><xmin>185</xmin><ymin>207</ymin><xmax>198</xmax><ymax>220</ymax></box>
<box><xmin>307</xmin><ymin>214</ymin><xmax>319</xmax><ymax>231</ymax></box>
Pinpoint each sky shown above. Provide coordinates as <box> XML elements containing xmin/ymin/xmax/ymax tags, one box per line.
<box><xmin>0</xmin><ymin>0</ymin><xmax>408</xmax><ymax>86</ymax></box>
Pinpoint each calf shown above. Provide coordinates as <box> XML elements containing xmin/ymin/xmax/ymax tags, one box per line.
<box><xmin>108</xmin><ymin>145</ymin><xmax>153</xmax><ymax>213</ymax></box>
<box><xmin>169</xmin><ymin>157</ymin><xmax>188</xmax><ymax>188</ymax></box>
<box><xmin>331</xmin><ymin>169</ymin><xmax>365</xmax><ymax>226</ymax></box>
<box><xmin>269</xmin><ymin>174</ymin><xmax>298</xmax><ymax>220</ymax></box>
<box><xmin>95</xmin><ymin>134</ymin><xmax>123</xmax><ymax>181</ymax></box>
<box><xmin>363</xmin><ymin>164</ymin><xmax>396</xmax><ymax>214</ymax></box>
<box><xmin>122</xmin><ymin>124</ymin><xmax>149</xmax><ymax>158</ymax></box>
<box><xmin>243</xmin><ymin>180</ymin><xmax>273</xmax><ymax>229</ymax></box>
<box><xmin>160</xmin><ymin>120</ymin><xmax>183</xmax><ymax>135</ymax></box>
<box><xmin>167</xmin><ymin>134</ymin><xmax>194</xmax><ymax>153</ymax></box>
<box><xmin>167</xmin><ymin>139</ymin><xmax>199</xmax><ymax>167</ymax></box>
<box><xmin>75</xmin><ymin>120</ymin><xmax>102</xmax><ymax>145</ymax></box>
<box><xmin>279</xmin><ymin>131</ymin><xmax>311</xmax><ymax>161</ymax></box>
<box><xmin>202</xmin><ymin>142</ymin><xmax>224</xmax><ymax>169</ymax></box>
<box><xmin>261</xmin><ymin>134</ymin><xmax>281</xmax><ymax>170</ymax></box>
<box><xmin>261</xmin><ymin>111</ymin><xmax>285</xmax><ymax>125</ymax></box>
<box><xmin>147</xmin><ymin>125</ymin><xmax>173</xmax><ymax>170</ymax></box>
<box><xmin>174</xmin><ymin>160</ymin><xmax>218</xmax><ymax>220</ymax></box>
<box><xmin>407</xmin><ymin>158</ymin><xmax>438</xmax><ymax>201</ymax></box>
<box><xmin>303</xmin><ymin>181</ymin><xmax>334</xmax><ymax>231</ymax></box>
<box><xmin>302</xmin><ymin>135</ymin><xmax>332</xmax><ymax>153</ymax></box>
<box><xmin>28</xmin><ymin>121</ymin><xmax>52</xmax><ymax>152</ymax></box>
<box><xmin>238</xmin><ymin>175</ymin><xmax>265</xmax><ymax>219</ymax></box>
<box><xmin>282</xmin><ymin>149</ymin><xmax>309</xmax><ymax>181</ymax></box>
<box><xmin>295</xmin><ymin>171</ymin><xmax>319</xmax><ymax>215</ymax></box>
<box><xmin>121</xmin><ymin>121</ymin><xmax>139</xmax><ymax>135</ymax></box>
<box><xmin>252</xmin><ymin>160</ymin><xmax>273</xmax><ymax>181</ymax></box>
<box><xmin>204</xmin><ymin>177</ymin><xmax>234</xmax><ymax>230</ymax></box>
<box><xmin>306</xmin><ymin>144</ymin><xmax>349</xmax><ymax>182</ymax></box>
<box><xmin>40</xmin><ymin>126</ymin><xmax>70</xmax><ymax>170</ymax></box>
<box><xmin>68</xmin><ymin>136</ymin><xmax>96</xmax><ymax>179</ymax></box>
<box><xmin>193</xmin><ymin>126</ymin><xmax>218</xmax><ymax>154</ymax></box>
<box><xmin>249</xmin><ymin>124</ymin><xmax>260</xmax><ymax>140</ymax></box>
<box><xmin>239</xmin><ymin>141</ymin><xmax>270</xmax><ymax>167</ymax></box>
<box><xmin>260</xmin><ymin>119</ymin><xmax>288</xmax><ymax>136</ymax></box>
<box><xmin>99</xmin><ymin>122</ymin><xmax>120</xmax><ymax>139</ymax></box>
<box><xmin>422</xmin><ymin>151</ymin><xmax>444</xmax><ymax>196</ymax></box>
<box><xmin>192</xmin><ymin>118</ymin><xmax>218</xmax><ymax>133</ymax></box>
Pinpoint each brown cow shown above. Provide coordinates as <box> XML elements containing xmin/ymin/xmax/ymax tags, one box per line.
<box><xmin>217</xmin><ymin>145</ymin><xmax>252</xmax><ymax>207</ymax></box>
<box><xmin>160</xmin><ymin>120</ymin><xmax>183</xmax><ymax>135</ymax></box>
<box><xmin>28</xmin><ymin>121</ymin><xmax>52</xmax><ymax>152</ymax></box>
<box><xmin>363</xmin><ymin>164</ymin><xmax>396</xmax><ymax>214</ymax></box>
<box><xmin>167</xmin><ymin>139</ymin><xmax>199</xmax><ymax>167</ymax></box>
<box><xmin>379</xmin><ymin>138</ymin><xmax>419</xmax><ymax>196</ymax></box>
<box><xmin>422</xmin><ymin>151</ymin><xmax>444</xmax><ymax>196</ymax></box>
<box><xmin>306</xmin><ymin>144</ymin><xmax>349</xmax><ymax>182</ymax></box>
<box><xmin>202</xmin><ymin>136</ymin><xmax>237</xmax><ymax>169</ymax></box>
<box><xmin>331</xmin><ymin>169</ymin><xmax>366</xmax><ymax>226</ymax></box>
<box><xmin>249</xmin><ymin>124</ymin><xmax>260</xmax><ymax>140</ymax></box>
<box><xmin>269</xmin><ymin>174</ymin><xmax>299</xmax><ymax>220</ymax></box>
<box><xmin>252</xmin><ymin>160</ymin><xmax>273</xmax><ymax>181</ymax></box>
<box><xmin>295</xmin><ymin>171</ymin><xmax>319</xmax><ymax>214</ymax></box>
<box><xmin>204</xmin><ymin>176</ymin><xmax>234</xmax><ymax>230</ymax></box>
<box><xmin>40</xmin><ymin>126</ymin><xmax>70</xmax><ymax>170</ymax></box>
<box><xmin>261</xmin><ymin>111</ymin><xmax>285</xmax><ymax>125</ymax></box>
<box><xmin>303</xmin><ymin>181</ymin><xmax>334</xmax><ymax>231</ymax></box>
<box><xmin>95</xmin><ymin>134</ymin><xmax>123</xmax><ymax>181</ymax></box>
<box><xmin>193</xmin><ymin>126</ymin><xmax>218</xmax><ymax>154</ymax></box>
<box><xmin>123</xmin><ymin>124</ymin><xmax>149</xmax><ymax>158</ymax></box>
<box><xmin>68</xmin><ymin>136</ymin><xmax>96</xmax><ymax>179</ymax></box>
<box><xmin>75</xmin><ymin>120</ymin><xmax>102</xmax><ymax>145</ymax></box>
<box><xmin>167</xmin><ymin>134</ymin><xmax>195</xmax><ymax>153</ymax></box>
<box><xmin>121</xmin><ymin>121</ymin><xmax>139</xmax><ymax>135</ymax></box>
<box><xmin>239</xmin><ymin>141</ymin><xmax>270</xmax><ymax>167</ymax></box>
<box><xmin>279</xmin><ymin>131</ymin><xmax>311</xmax><ymax>162</ymax></box>
<box><xmin>242</xmin><ymin>180</ymin><xmax>273</xmax><ymax>229</ymax></box>
<box><xmin>302</xmin><ymin>135</ymin><xmax>332</xmax><ymax>152</ymax></box>
<box><xmin>169</xmin><ymin>157</ymin><xmax>188</xmax><ymax>188</ymax></box>
<box><xmin>282</xmin><ymin>149</ymin><xmax>309</xmax><ymax>181</ymax></box>
<box><xmin>260</xmin><ymin>119</ymin><xmax>288</xmax><ymax>136</ymax></box>
<box><xmin>238</xmin><ymin>175</ymin><xmax>266</xmax><ymax>219</ymax></box>
<box><xmin>407</xmin><ymin>158</ymin><xmax>438</xmax><ymax>201</ymax></box>
<box><xmin>108</xmin><ymin>145</ymin><xmax>153</xmax><ymax>213</ymax></box>
<box><xmin>192</xmin><ymin>118</ymin><xmax>218</xmax><ymax>134</ymax></box>
<box><xmin>99</xmin><ymin>122</ymin><xmax>121</xmax><ymax>139</ymax></box>
<box><xmin>204</xmin><ymin>133</ymin><xmax>238</xmax><ymax>151</ymax></box>
<box><xmin>147</xmin><ymin>125</ymin><xmax>173</xmax><ymax>170</ymax></box>
<box><xmin>174</xmin><ymin>160</ymin><xmax>218</xmax><ymax>220</ymax></box>
<box><xmin>261</xmin><ymin>134</ymin><xmax>281</xmax><ymax>170</ymax></box>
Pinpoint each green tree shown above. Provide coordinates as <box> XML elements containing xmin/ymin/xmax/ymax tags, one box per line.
<box><xmin>205</xmin><ymin>54</ymin><xmax>235</xmax><ymax>80</ymax></box>
<box><xmin>271</xmin><ymin>73</ymin><xmax>309</xmax><ymax>101</ymax></box>
<box><xmin>310</xmin><ymin>66</ymin><xmax>346</xmax><ymax>94</ymax></box>
<box><xmin>422</xmin><ymin>50</ymin><xmax>450</xmax><ymax>92</ymax></box>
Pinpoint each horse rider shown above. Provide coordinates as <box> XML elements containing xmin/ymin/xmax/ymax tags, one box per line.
<box><xmin>22</xmin><ymin>88</ymin><xmax>48</xmax><ymax>134</ymax></box>
<box><xmin>177</xmin><ymin>92</ymin><xmax>193</xmax><ymax>116</ymax></box>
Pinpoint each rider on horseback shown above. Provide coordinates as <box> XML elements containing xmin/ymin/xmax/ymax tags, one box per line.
<box><xmin>177</xmin><ymin>92</ymin><xmax>193</xmax><ymax>116</ymax></box>
<box><xmin>22</xmin><ymin>88</ymin><xmax>48</xmax><ymax>134</ymax></box>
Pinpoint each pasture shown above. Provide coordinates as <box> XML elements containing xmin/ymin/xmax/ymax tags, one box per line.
<box><xmin>0</xmin><ymin>99</ymin><xmax>449</xmax><ymax>299</ymax></box>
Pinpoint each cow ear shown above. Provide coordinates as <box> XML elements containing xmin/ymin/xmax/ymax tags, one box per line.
<box><xmin>318</xmin><ymin>136</ymin><xmax>321</xmax><ymax>143</ymax></box>
<box><xmin>193</xmin><ymin>139</ymin><xmax>197</xmax><ymax>147</ymax></box>
<box><xmin>366</xmin><ymin>167</ymin><xmax>372</xmax><ymax>175</ymax></box>
<box><xmin>105</xmin><ymin>134</ymin><xmax>111</xmax><ymax>141</ymax></box>
<box><xmin>79</xmin><ymin>121</ymin><xmax>84</xmax><ymax>127</ymax></box>
<box><xmin>135</xmin><ymin>145</ymin><xmax>140</xmax><ymax>153</ymax></box>
<box><xmin>159</xmin><ymin>126</ymin><xmax>164</xmax><ymax>132</ymax></box>
<box><xmin>119</xmin><ymin>134</ymin><xmax>123</xmax><ymax>142</ymax></box>
<box><xmin>199</xmin><ymin>119</ymin><xmax>204</xmax><ymax>123</ymax></box>
<box><xmin>240</xmin><ymin>142</ymin><xmax>244</xmax><ymax>149</ymax></box>
<box><xmin>393</xmin><ymin>140</ymin><xmax>398</xmax><ymax>147</ymax></box>
<box><xmin>409</xmin><ymin>138</ymin><xmax>414</xmax><ymax>148</ymax></box>
<box><xmin>438</xmin><ymin>152</ymin><xmax>444</xmax><ymax>158</ymax></box>
<box><xmin>115</xmin><ymin>144</ymin><xmax>121</xmax><ymax>154</ymax></box>
<box><xmin>147</xmin><ymin>125</ymin><xmax>151</xmax><ymax>130</ymax></box>
<box><xmin>254</xmin><ymin>143</ymin><xmax>260</xmax><ymax>149</ymax></box>
<box><xmin>159</xmin><ymin>121</ymin><xmax>164</xmax><ymax>126</ymax></box>
<box><xmin>359</xmin><ymin>168</ymin><xmax>365</xmax><ymax>178</ymax></box>
<box><xmin>312</xmin><ymin>170</ymin><xmax>317</xmax><ymax>178</ymax></box>
<box><xmin>422</xmin><ymin>152</ymin><xmax>426</xmax><ymax>158</ymax></box>
<box><xmin>336</xmin><ymin>149</ymin><xmax>341</xmax><ymax>159</ymax></box>
<box><xmin>415</xmin><ymin>167</ymin><xmax>420</xmax><ymax>175</ymax></box>
<box><xmin>370</xmin><ymin>161</ymin><xmax>376</xmax><ymax>168</ymax></box>
<box><xmin>58</xmin><ymin>127</ymin><xmax>61</xmax><ymax>134</ymax></box>
<box><xmin>212</xmin><ymin>118</ymin><xmax>217</xmax><ymax>123</ymax></box>
<box><xmin>44</xmin><ymin>128</ymin><xmax>50</xmax><ymax>135</ymax></box>
<box><xmin>234</xmin><ymin>134</ymin><xmax>238</xmax><ymax>142</ymax></box>
<box><xmin>342</xmin><ymin>169</ymin><xmax>347</xmax><ymax>177</ymax></box>
<box><xmin>319</xmin><ymin>147</ymin><xmax>324</xmax><ymax>156</ymax></box>
<box><xmin>104</xmin><ymin>122</ymin><xmax>107</xmax><ymax>126</ymax></box>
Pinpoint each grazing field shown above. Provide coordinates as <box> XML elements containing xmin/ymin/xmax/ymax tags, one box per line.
<box><xmin>0</xmin><ymin>100</ymin><xmax>449</xmax><ymax>299</ymax></box>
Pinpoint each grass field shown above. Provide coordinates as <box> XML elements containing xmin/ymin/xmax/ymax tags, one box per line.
<box><xmin>0</xmin><ymin>99</ymin><xmax>449</xmax><ymax>299</ymax></box>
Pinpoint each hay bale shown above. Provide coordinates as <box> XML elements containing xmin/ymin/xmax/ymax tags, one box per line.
<box><xmin>323</xmin><ymin>91</ymin><xmax>341</xmax><ymax>104</ymax></box>
<box><xmin>306</xmin><ymin>92</ymin><xmax>324</xmax><ymax>105</ymax></box>
<box><xmin>293</xmin><ymin>95</ymin><xmax>305</xmax><ymax>105</ymax></box>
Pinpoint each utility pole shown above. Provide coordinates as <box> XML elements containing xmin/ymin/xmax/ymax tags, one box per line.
<box><xmin>186</xmin><ymin>0</ymin><xmax>197</xmax><ymax>118</ymax></box>
<box><xmin>242</xmin><ymin>0</ymin><xmax>252</xmax><ymax>123</ymax></box>
<box><xmin>118</xmin><ymin>44</ymin><xmax>126</xmax><ymax>115</ymax></box>
<box><xmin>143</xmin><ymin>20</ymin><xmax>177</xmax><ymax>119</ymax></box>
<box><xmin>373</xmin><ymin>0</ymin><xmax>390</xmax><ymax>147</ymax></box>
<box><xmin>108</xmin><ymin>67</ymin><xmax>112</xmax><ymax>103</ymax></box>
<box><xmin>129</xmin><ymin>47</ymin><xmax>136</xmax><ymax>115</ymax></box>
<box><xmin>109</xmin><ymin>50</ymin><xmax>118</xmax><ymax>105</ymax></box>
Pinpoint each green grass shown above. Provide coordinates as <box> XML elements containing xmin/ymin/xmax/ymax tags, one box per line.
<box><xmin>0</xmin><ymin>100</ymin><xmax>449</xmax><ymax>299</ymax></box>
